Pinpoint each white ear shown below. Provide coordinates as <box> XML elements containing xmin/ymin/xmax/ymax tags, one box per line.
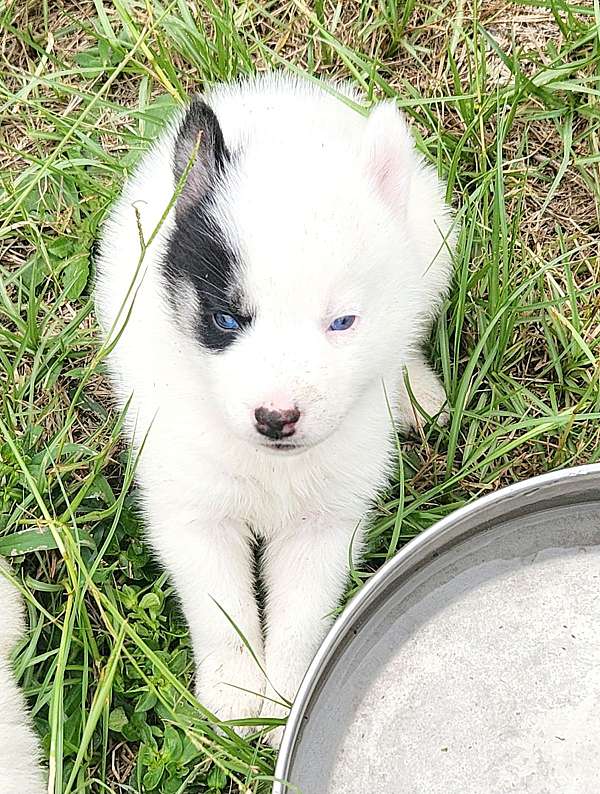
<box><xmin>362</xmin><ymin>101</ymin><xmax>415</xmax><ymax>214</ymax></box>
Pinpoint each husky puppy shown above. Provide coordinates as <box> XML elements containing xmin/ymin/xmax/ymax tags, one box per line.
<box><xmin>0</xmin><ymin>564</ymin><xmax>46</xmax><ymax>793</ymax></box>
<box><xmin>95</xmin><ymin>72</ymin><xmax>453</xmax><ymax>745</ymax></box>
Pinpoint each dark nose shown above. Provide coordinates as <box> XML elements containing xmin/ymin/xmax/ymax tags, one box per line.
<box><xmin>255</xmin><ymin>406</ymin><xmax>301</xmax><ymax>439</ymax></box>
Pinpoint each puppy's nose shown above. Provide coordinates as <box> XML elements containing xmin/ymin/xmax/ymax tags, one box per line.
<box><xmin>255</xmin><ymin>406</ymin><xmax>300</xmax><ymax>439</ymax></box>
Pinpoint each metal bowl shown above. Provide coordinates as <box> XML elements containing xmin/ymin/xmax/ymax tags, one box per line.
<box><xmin>273</xmin><ymin>464</ymin><xmax>600</xmax><ymax>793</ymax></box>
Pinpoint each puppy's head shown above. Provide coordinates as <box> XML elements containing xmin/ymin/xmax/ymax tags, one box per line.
<box><xmin>164</xmin><ymin>90</ymin><xmax>451</xmax><ymax>453</ymax></box>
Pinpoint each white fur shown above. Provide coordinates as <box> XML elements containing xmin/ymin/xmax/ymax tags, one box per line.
<box><xmin>95</xmin><ymin>72</ymin><xmax>454</xmax><ymax>745</ymax></box>
<box><xmin>0</xmin><ymin>564</ymin><xmax>46</xmax><ymax>793</ymax></box>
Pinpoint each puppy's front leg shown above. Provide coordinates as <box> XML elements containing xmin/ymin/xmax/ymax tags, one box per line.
<box><xmin>260</xmin><ymin>516</ymin><xmax>362</xmax><ymax>746</ymax></box>
<box><xmin>149</xmin><ymin>514</ymin><xmax>266</xmax><ymax>726</ymax></box>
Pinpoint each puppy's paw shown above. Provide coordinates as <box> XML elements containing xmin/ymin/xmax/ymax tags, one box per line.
<box><xmin>258</xmin><ymin>651</ymin><xmax>304</xmax><ymax>747</ymax></box>
<box><xmin>411</xmin><ymin>376</ymin><xmax>449</xmax><ymax>428</ymax></box>
<box><xmin>259</xmin><ymin>697</ymin><xmax>290</xmax><ymax>748</ymax></box>
<box><xmin>399</xmin><ymin>358</ymin><xmax>449</xmax><ymax>431</ymax></box>
<box><xmin>195</xmin><ymin>646</ymin><xmax>266</xmax><ymax>733</ymax></box>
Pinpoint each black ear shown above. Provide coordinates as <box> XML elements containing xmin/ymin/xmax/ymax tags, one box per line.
<box><xmin>173</xmin><ymin>99</ymin><xmax>229</xmax><ymax>215</ymax></box>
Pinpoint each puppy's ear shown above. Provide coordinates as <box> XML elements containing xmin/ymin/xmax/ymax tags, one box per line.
<box><xmin>362</xmin><ymin>101</ymin><xmax>415</xmax><ymax>215</ymax></box>
<box><xmin>173</xmin><ymin>99</ymin><xmax>229</xmax><ymax>215</ymax></box>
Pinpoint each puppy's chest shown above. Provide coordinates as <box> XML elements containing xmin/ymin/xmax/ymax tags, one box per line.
<box><xmin>216</xmin><ymin>442</ymin><xmax>390</xmax><ymax>536</ymax></box>
<box><xmin>227</xmin><ymin>462</ymin><xmax>333</xmax><ymax>536</ymax></box>
<box><xmin>237</xmin><ymin>478</ymin><xmax>308</xmax><ymax>535</ymax></box>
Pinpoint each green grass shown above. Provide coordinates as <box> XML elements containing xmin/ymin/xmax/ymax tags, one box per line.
<box><xmin>1</xmin><ymin>0</ymin><xmax>599</xmax><ymax>791</ymax></box>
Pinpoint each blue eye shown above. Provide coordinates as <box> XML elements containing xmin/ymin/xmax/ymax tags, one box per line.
<box><xmin>213</xmin><ymin>312</ymin><xmax>240</xmax><ymax>331</ymax></box>
<box><xmin>328</xmin><ymin>315</ymin><xmax>356</xmax><ymax>332</ymax></box>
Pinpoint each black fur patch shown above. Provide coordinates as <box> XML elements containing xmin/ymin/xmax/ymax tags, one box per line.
<box><xmin>164</xmin><ymin>205</ymin><xmax>251</xmax><ymax>352</ymax></box>
<box><xmin>163</xmin><ymin>99</ymin><xmax>252</xmax><ymax>352</ymax></box>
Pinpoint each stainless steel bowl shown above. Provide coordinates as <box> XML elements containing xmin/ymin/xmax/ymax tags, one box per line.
<box><xmin>273</xmin><ymin>464</ymin><xmax>600</xmax><ymax>793</ymax></box>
